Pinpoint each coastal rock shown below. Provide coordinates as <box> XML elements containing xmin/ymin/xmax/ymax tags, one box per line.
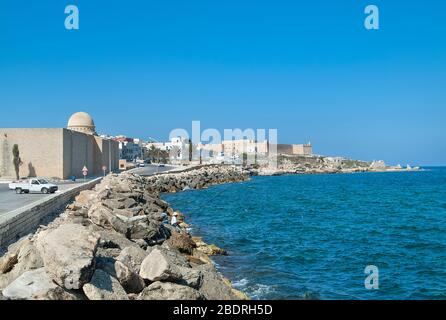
<box><xmin>93</xmin><ymin>228</ymin><xmax>139</xmax><ymax>251</ymax></box>
<box><xmin>122</xmin><ymin>197</ymin><xmax>137</xmax><ymax>209</ymax></box>
<box><xmin>139</xmin><ymin>281</ymin><xmax>203</xmax><ymax>300</ymax></box>
<box><xmin>124</xmin><ymin>216</ymin><xmax>152</xmax><ymax>239</ymax></box>
<box><xmin>14</xmin><ymin>241</ymin><xmax>44</xmax><ymax>273</ymax></box>
<box><xmin>0</xmin><ymin>253</ymin><xmax>18</xmax><ymax>274</ymax></box>
<box><xmin>89</xmin><ymin>204</ymin><xmax>129</xmax><ymax>236</ymax></box>
<box><xmin>139</xmin><ymin>247</ymin><xmax>201</xmax><ymax>288</ymax></box>
<box><xmin>83</xmin><ymin>269</ymin><xmax>129</xmax><ymax>300</ymax></box>
<box><xmin>74</xmin><ymin>190</ymin><xmax>97</xmax><ymax>208</ymax></box>
<box><xmin>195</xmin><ymin>264</ymin><xmax>244</xmax><ymax>300</ymax></box>
<box><xmin>112</xmin><ymin>208</ymin><xmax>136</xmax><ymax>218</ymax></box>
<box><xmin>139</xmin><ymin>247</ymin><xmax>182</xmax><ymax>282</ymax></box>
<box><xmin>166</xmin><ymin>231</ymin><xmax>196</xmax><ymax>255</ymax></box>
<box><xmin>193</xmin><ymin>237</ymin><xmax>227</xmax><ymax>256</ymax></box>
<box><xmin>115</xmin><ymin>261</ymin><xmax>145</xmax><ymax>294</ymax></box>
<box><xmin>95</xmin><ymin>256</ymin><xmax>118</xmax><ymax>278</ymax></box>
<box><xmin>159</xmin><ymin>245</ymin><xmax>192</xmax><ymax>268</ymax></box>
<box><xmin>116</xmin><ymin>246</ymin><xmax>148</xmax><ymax>274</ymax></box>
<box><xmin>0</xmin><ymin>236</ymin><xmax>33</xmax><ymax>274</ymax></box>
<box><xmin>88</xmin><ymin>203</ymin><xmax>115</xmax><ymax>230</ymax></box>
<box><xmin>2</xmin><ymin>268</ymin><xmax>80</xmax><ymax>300</ymax></box>
<box><xmin>0</xmin><ymin>239</ymin><xmax>44</xmax><ymax>290</ymax></box>
<box><xmin>103</xmin><ymin>199</ymin><xmax>125</xmax><ymax>210</ymax></box>
<box><xmin>112</xmin><ymin>183</ymin><xmax>132</xmax><ymax>194</ymax></box>
<box><xmin>35</xmin><ymin>223</ymin><xmax>100</xmax><ymax>290</ymax></box>
<box><xmin>179</xmin><ymin>267</ymin><xmax>202</xmax><ymax>288</ymax></box>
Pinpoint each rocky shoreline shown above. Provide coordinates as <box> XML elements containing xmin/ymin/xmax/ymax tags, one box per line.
<box><xmin>251</xmin><ymin>156</ymin><xmax>420</xmax><ymax>176</ymax></box>
<box><xmin>0</xmin><ymin>165</ymin><xmax>250</xmax><ymax>300</ymax></box>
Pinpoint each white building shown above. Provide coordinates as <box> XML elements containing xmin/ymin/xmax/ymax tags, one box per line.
<box><xmin>114</xmin><ymin>136</ymin><xmax>143</xmax><ymax>161</ymax></box>
<box><xmin>146</xmin><ymin>137</ymin><xmax>190</xmax><ymax>162</ymax></box>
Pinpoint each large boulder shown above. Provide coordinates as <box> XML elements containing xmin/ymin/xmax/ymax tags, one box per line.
<box><xmin>112</xmin><ymin>208</ymin><xmax>136</xmax><ymax>218</ymax></box>
<box><xmin>92</xmin><ymin>228</ymin><xmax>139</xmax><ymax>251</ymax></box>
<box><xmin>139</xmin><ymin>281</ymin><xmax>203</xmax><ymax>300</ymax></box>
<box><xmin>12</xmin><ymin>241</ymin><xmax>44</xmax><ymax>275</ymax></box>
<box><xmin>0</xmin><ymin>236</ymin><xmax>33</xmax><ymax>274</ymax></box>
<box><xmin>74</xmin><ymin>190</ymin><xmax>97</xmax><ymax>208</ymax></box>
<box><xmin>139</xmin><ymin>247</ymin><xmax>182</xmax><ymax>282</ymax></box>
<box><xmin>195</xmin><ymin>264</ymin><xmax>244</xmax><ymax>300</ymax></box>
<box><xmin>166</xmin><ymin>231</ymin><xmax>196</xmax><ymax>255</ymax></box>
<box><xmin>103</xmin><ymin>199</ymin><xmax>125</xmax><ymax>210</ymax></box>
<box><xmin>2</xmin><ymin>268</ymin><xmax>81</xmax><ymax>300</ymax></box>
<box><xmin>83</xmin><ymin>269</ymin><xmax>129</xmax><ymax>300</ymax></box>
<box><xmin>120</xmin><ymin>216</ymin><xmax>160</xmax><ymax>240</ymax></box>
<box><xmin>35</xmin><ymin>224</ymin><xmax>100</xmax><ymax>290</ymax></box>
<box><xmin>115</xmin><ymin>261</ymin><xmax>145</xmax><ymax>294</ymax></box>
<box><xmin>112</xmin><ymin>182</ymin><xmax>132</xmax><ymax>194</ymax></box>
<box><xmin>116</xmin><ymin>246</ymin><xmax>148</xmax><ymax>274</ymax></box>
<box><xmin>0</xmin><ymin>239</ymin><xmax>44</xmax><ymax>290</ymax></box>
<box><xmin>122</xmin><ymin>197</ymin><xmax>137</xmax><ymax>209</ymax></box>
<box><xmin>88</xmin><ymin>204</ymin><xmax>129</xmax><ymax>235</ymax></box>
<box><xmin>139</xmin><ymin>247</ymin><xmax>201</xmax><ymax>288</ymax></box>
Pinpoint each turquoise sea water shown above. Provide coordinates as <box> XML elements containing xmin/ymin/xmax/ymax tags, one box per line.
<box><xmin>162</xmin><ymin>168</ymin><xmax>446</xmax><ymax>300</ymax></box>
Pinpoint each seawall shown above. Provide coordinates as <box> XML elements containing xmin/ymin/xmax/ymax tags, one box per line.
<box><xmin>0</xmin><ymin>178</ymin><xmax>102</xmax><ymax>248</ymax></box>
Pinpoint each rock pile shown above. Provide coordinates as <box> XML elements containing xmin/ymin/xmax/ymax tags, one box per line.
<box><xmin>0</xmin><ymin>166</ymin><xmax>250</xmax><ymax>300</ymax></box>
<box><xmin>145</xmin><ymin>165</ymin><xmax>249</xmax><ymax>193</ymax></box>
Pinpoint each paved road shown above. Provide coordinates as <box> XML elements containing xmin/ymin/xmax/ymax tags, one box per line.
<box><xmin>0</xmin><ymin>179</ymin><xmax>97</xmax><ymax>215</ymax></box>
<box><xmin>129</xmin><ymin>164</ymin><xmax>177</xmax><ymax>176</ymax></box>
<box><xmin>0</xmin><ymin>165</ymin><xmax>178</xmax><ymax>215</ymax></box>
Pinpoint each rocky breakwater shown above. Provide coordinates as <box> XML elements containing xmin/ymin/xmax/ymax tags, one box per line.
<box><xmin>145</xmin><ymin>165</ymin><xmax>249</xmax><ymax>193</ymax></box>
<box><xmin>0</xmin><ymin>166</ymin><xmax>250</xmax><ymax>300</ymax></box>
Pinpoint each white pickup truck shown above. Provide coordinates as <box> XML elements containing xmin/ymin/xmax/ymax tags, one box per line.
<box><xmin>9</xmin><ymin>178</ymin><xmax>59</xmax><ymax>194</ymax></box>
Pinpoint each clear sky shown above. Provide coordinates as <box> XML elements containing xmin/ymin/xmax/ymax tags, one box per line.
<box><xmin>0</xmin><ymin>1</ymin><xmax>445</xmax><ymax>165</ymax></box>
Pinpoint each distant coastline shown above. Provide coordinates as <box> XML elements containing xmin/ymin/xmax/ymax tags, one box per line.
<box><xmin>248</xmin><ymin>154</ymin><xmax>421</xmax><ymax>177</ymax></box>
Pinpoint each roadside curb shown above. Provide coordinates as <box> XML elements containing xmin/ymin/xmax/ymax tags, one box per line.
<box><xmin>0</xmin><ymin>177</ymin><xmax>103</xmax><ymax>248</ymax></box>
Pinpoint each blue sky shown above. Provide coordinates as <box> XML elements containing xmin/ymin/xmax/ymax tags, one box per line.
<box><xmin>0</xmin><ymin>0</ymin><xmax>445</xmax><ymax>165</ymax></box>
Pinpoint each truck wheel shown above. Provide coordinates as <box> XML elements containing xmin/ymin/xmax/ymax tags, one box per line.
<box><xmin>15</xmin><ymin>188</ymin><xmax>22</xmax><ymax>194</ymax></box>
<box><xmin>41</xmin><ymin>188</ymin><xmax>49</xmax><ymax>194</ymax></box>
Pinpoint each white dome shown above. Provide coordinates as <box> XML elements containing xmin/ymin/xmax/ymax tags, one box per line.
<box><xmin>67</xmin><ymin>112</ymin><xmax>96</xmax><ymax>135</ymax></box>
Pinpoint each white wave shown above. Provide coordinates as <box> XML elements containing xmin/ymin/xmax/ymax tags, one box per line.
<box><xmin>232</xmin><ymin>278</ymin><xmax>274</xmax><ymax>300</ymax></box>
<box><xmin>232</xmin><ymin>278</ymin><xmax>249</xmax><ymax>289</ymax></box>
<box><xmin>249</xmin><ymin>284</ymin><xmax>274</xmax><ymax>300</ymax></box>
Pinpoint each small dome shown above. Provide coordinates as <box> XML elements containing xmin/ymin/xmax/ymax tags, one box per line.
<box><xmin>67</xmin><ymin>112</ymin><xmax>96</xmax><ymax>135</ymax></box>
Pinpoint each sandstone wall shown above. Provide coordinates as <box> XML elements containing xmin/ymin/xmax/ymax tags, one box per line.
<box><xmin>62</xmin><ymin>129</ymin><xmax>96</xmax><ymax>179</ymax></box>
<box><xmin>0</xmin><ymin>128</ymin><xmax>64</xmax><ymax>179</ymax></box>
<box><xmin>0</xmin><ymin>128</ymin><xmax>120</xmax><ymax>180</ymax></box>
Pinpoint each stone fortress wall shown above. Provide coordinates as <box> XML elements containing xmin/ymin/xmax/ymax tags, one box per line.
<box><xmin>0</xmin><ymin>112</ymin><xmax>119</xmax><ymax>180</ymax></box>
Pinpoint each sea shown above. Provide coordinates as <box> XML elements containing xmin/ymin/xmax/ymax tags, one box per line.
<box><xmin>162</xmin><ymin>167</ymin><xmax>446</xmax><ymax>300</ymax></box>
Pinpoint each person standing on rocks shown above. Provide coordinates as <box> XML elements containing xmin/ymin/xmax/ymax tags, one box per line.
<box><xmin>171</xmin><ymin>212</ymin><xmax>179</xmax><ymax>229</ymax></box>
